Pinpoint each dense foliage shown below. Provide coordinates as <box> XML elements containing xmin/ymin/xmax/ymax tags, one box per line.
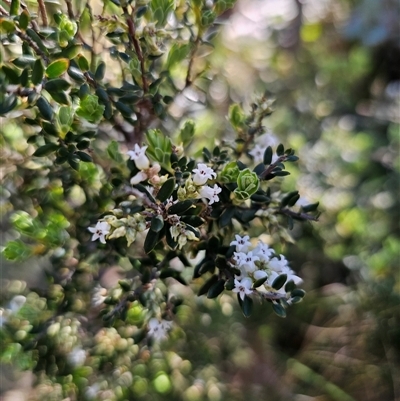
<box><xmin>1</xmin><ymin>0</ymin><xmax>399</xmax><ymax>400</ymax></box>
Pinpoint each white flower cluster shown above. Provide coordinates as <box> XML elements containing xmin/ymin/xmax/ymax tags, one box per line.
<box><xmin>230</xmin><ymin>235</ymin><xmax>302</xmax><ymax>300</ymax></box>
<box><xmin>88</xmin><ymin>212</ymin><xmax>147</xmax><ymax>247</ymax></box>
<box><xmin>148</xmin><ymin>318</ymin><xmax>172</xmax><ymax>341</ymax></box>
<box><xmin>249</xmin><ymin>130</ymin><xmax>280</xmax><ymax>165</ymax></box>
<box><xmin>128</xmin><ymin>144</ymin><xmax>167</xmax><ymax>186</ymax></box>
<box><xmin>177</xmin><ymin>163</ymin><xmax>222</xmax><ymax>205</ymax></box>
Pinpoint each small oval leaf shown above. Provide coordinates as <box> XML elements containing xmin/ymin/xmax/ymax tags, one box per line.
<box><xmin>46</xmin><ymin>58</ymin><xmax>70</xmax><ymax>78</ymax></box>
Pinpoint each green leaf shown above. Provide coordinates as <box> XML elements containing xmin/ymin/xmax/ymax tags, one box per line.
<box><xmin>219</xmin><ymin>207</ymin><xmax>235</xmax><ymax>228</ymax></box>
<box><xmin>0</xmin><ymin>95</ymin><xmax>18</xmax><ymax>115</ymax></box>
<box><xmin>31</xmin><ymin>59</ymin><xmax>44</xmax><ymax>85</ymax></box>
<box><xmin>207</xmin><ymin>279</ymin><xmax>225</xmax><ymax>299</ymax></box>
<box><xmin>76</xmin><ymin>151</ymin><xmax>92</xmax><ymax>162</ymax></box>
<box><xmin>19</xmin><ymin>10</ymin><xmax>30</xmax><ymax>30</ymax></box>
<box><xmin>179</xmin><ymin>120</ymin><xmax>195</xmax><ymax>147</ymax></box>
<box><xmin>95</xmin><ymin>61</ymin><xmax>106</xmax><ymax>81</ymax></box>
<box><xmin>44</xmin><ymin>79</ymin><xmax>71</xmax><ymax>92</ymax></box>
<box><xmin>272</xmin><ymin>302</ymin><xmax>286</xmax><ymax>318</ymax></box>
<box><xmin>281</xmin><ymin>191</ymin><xmax>299</xmax><ymax>208</ymax></box>
<box><xmin>33</xmin><ymin>143</ymin><xmax>59</xmax><ymax>157</ymax></box>
<box><xmin>1</xmin><ymin>66</ymin><xmax>20</xmax><ymax>84</ymax></box>
<box><xmin>67</xmin><ymin>66</ymin><xmax>85</xmax><ymax>82</ymax></box>
<box><xmin>2</xmin><ymin>240</ymin><xmax>32</xmax><ymax>261</ymax></box>
<box><xmin>36</xmin><ymin>97</ymin><xmax>54</xmax><ymax>121</ymax></box>
<box><xmin>238</xmin><ymin>295</ymin><xmax>253</xmax><ymax>317</ymax></box>
<box><xmin>12</xmin><ymin>55</ymin><xmax>36</xmax><ymax>68</ymax></box>
<box><xmin>252</xmin><ymin>276</ymin><xmax>268</xmax><ymax>289</ymax></box>
<box><xmin>198</xmin><ymin>275</ymin><xmax>218</xmax><ymax>296</ymax></box>
<box><xmin>46</xmin><ymin>58</ymin><xmax>70</xmax><ymax>78</ymax></box>
<box><xmin>263</xmin><ymin>146</ymin><xmax>273</xmax><ymax>165</ymax></box>
<box><xmin>107</xmin><ymin>141</ymin><xmax>124</xmax><ymax>163</ymax></box>
<box><xmin>10</xmin><ymin>0</ymin><xmax>20</xmax><ymax>16</ymax></box>
<box><xmin>26</xmin><ymin>28</ymin><xmax>48</xmax><ymax>54</ymax></box>
<box><xmin>144</xmin><ymin>229</ymin><xmax>160</xmax><ymax>253</ymax></box>
<box><xmin>166</xmin><ymin>43</ymin><xmax>190</xmax><ymax>69</ymax></box>
<box><xmin>272</xmin><ymin>274</ymin><xmax>287</xmax><ymax>290</ymax></box>
<box><xmin>276</xmin><ymin>143</ymin><xmax>284</xmax><ymax>156</ymax></box>
<box><xmin>150</xmin><ymin>215</ymin><xmax>164</xmax><ymax>232</ymax></box>
<box><xmin>0</xmin><ymin>19</ymin><xmax>16</xmax><ymax>33</ymax></box>
<box><xmin>167</xmin><ymin>200</ymin><xmax>194</xmax><ymax>215</ymax></box>
<box><xmin>285</xmin><ymin>280</ymin><xmax>296</xmax><ymax>292</ymax></box>
<box><xmin>76</xmin><ymin>54</ymin><xmax>90</xmax><ymax>71</ymax></box>
<box><xmin>157</xmin><ymin>177</ymin><xmax>176</xmax><ymax>202</ymax></box>
<box><xmin>291</xmin><ymin>289</ymin><xmax>306</xmax><ymax>298</ymax></box>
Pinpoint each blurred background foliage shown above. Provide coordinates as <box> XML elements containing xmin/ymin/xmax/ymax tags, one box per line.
<box><xmin>1</xmin><ymin>0</ymin><xmax>399</xmax><ymax>400</ymax></box>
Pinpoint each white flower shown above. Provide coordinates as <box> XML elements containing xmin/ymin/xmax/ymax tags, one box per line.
<box><xmin>232</xmin><ymin>277</ymin><xmax>253</xmax><ymax>300</ymax></box>
<box><xmin>253</xmin><ymin>241</ymin><xmax>274</xmax><ymax>262</ymax></box>
<box><xmin>268</xmin><ymin>255</ymin><xmax>289</xmax><ymax>272</ymax></box>
<box><xmin>130</xmin><ymin>163</ymin><xmax>161</xmax><ymax>185</ymax></box>
<box><xmin>68</xmin><ymin>347</ymin><xmax>86</xmax><ymax>367</ymax></box>
<box><xmin>232</xmin><ymin>251</ymin><xmax>246</xmax><ymax>265</ymax></box>
<box><xmin>8</xmin><ymin>295</ymin><xmax>26</xmax><ymax>314</ymax></box>
<box><xmin>192</xmin><ymin>163</ymin><xmax>216</xmax><ymax>186</ymax></box>
<box><xmin>279</xmin><ymin>264</ymin><xmax>303</xmax><ymax>285</ymax></box>
<box><xmin>230</xmin><ymin>235</ymin><xmax>251</xmax><ymax>252</ymax></box>
<box><xmin>199</xmin><ymin>184</ymin><xmax>221</xmax><ymax>205</ymax></box>
<box><xmin>148</xmin><ymin>318</ymin><xmax>171</xmax><ymax>341</ymax></box>
<box><xmin>88</xmin><ymin>221</ymin><xmax>110</xmax><ymax>244</ymax></box>
<box><xmin>253</xmin><ymin>270</ymin><xmax>268</xmax><ymax>280</ymax></box>
<box><xmin>249</xmin><ymin>144</ymin><xmax>265</xmax><ymax>164</ymax></box>
<box><xmin>127</xmin><ymin>144</ymin><xmax>150</xmax><ymax>170</ymax></box>
<box><xmin>256</xmin><ymin>131</ymin><xmax>279</xmax><ymax>148</ymax></box>
<box><xmin>240</xmin><ymin>251</ymin><xmax>260</xmax><ymax>273</ymax></box>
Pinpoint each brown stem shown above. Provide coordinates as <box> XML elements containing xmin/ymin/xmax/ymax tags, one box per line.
<box><xmin>185</xmin><ymin>35</ymin><xmax>201</xmax><ymax>87</ymax></box>
<box><xmin>37</xmin><ymin>0</ymin><xmax>48</xmax><ymax>27</ymax></box>
<box><xmin>16</xmin><ymin>31</ymin><xmax>50</xmax><ymax>64</ymax></box>
<box><xmin>259</xmin><ymin>155</ymin><xmax>287</xmax><ymax>179</ymax></box>
<box><xmin>0</xmin><ymin>5</ymin><xmax>9</xmax><ymax>15</ymax></box>
<box><xmin>123</xmin><ymin>6</ymin><xmax>148</xmax><ymax>93</ymax></box>
<box><xmin>277</xmin><ymin>208</ymin><xmax>319</xmax><ymax>222</ymax></box>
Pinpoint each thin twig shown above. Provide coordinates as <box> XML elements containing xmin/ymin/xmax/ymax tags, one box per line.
<box><xmin>37</xmin><ymin>0</ymin><xmax>48</xmax><ymax>27</ymax></box>
<box><xmin>185</xmin><ymin>35</ymin><xmax>200</xmax><ymax>87</ymax></box>
<box><xmin>0</xmin><ymin>5</ymin><xmax>9</xmax><ymax>15</ymax></box>
<box><xmin>259</xmin><ymin>155</ymin><xmax>287</xmax><ymax>179</ymax></box>
<box><xmin>15</xmin><ymin>31</ymin><xmax>50</xmax><ymax>64</ymax></box>
<box><xmin>122</xmin><ymin>6</ymin><xmax>148</xmax><ymax>93</ymax></box>
<box><xmin>277</xmin><ymin>208</ymin><xmax>319</xmax><ymax>222</ymax></box>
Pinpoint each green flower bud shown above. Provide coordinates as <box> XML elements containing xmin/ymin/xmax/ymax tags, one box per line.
<box><xmin>76</xmin><ymin>95</ymin><xmax>105</xmax><ymax>124</ymax></box>
<box><xmin>234</xmin><ymin>168</ymin><xmax>260</xmax><ymax>201</ymax></box>
<box><xmin>219</xmin><ymin>161</ymin><xmax>240</xmax><ymax>183</ymax></box>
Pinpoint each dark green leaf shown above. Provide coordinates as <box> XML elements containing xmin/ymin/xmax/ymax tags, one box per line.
<box><xmin>2</xmin><ymin>66</ymin><xmax>20</xmax><ymax>84</ymax></box>
<box><xmin>180</xmin><ymin>215</ymin><xmax>204</xmax><ymax>227</ymax></box>
<box><xmin>276</xmin><ymin>144</ymin><xmax>284</xmax><ymax>156</ymax></box>
<box><xmin>0</xmin><ymin>95</ymin><xmax>18</xmax><ymax>115</ymax></box>
<box><xmin>291</xmin><ymin>289</ymin><xmax>306</xmax><ymax>298</ymax></box>
<box><xmin>253</xmin><ymin>276</ymin><xmax>268</xmax><ymax>288</ymax></box>
<box><xmin>301</xmin><ymin>202</ymin><xmax>319</xmax><ymax>212</ymax></box>
<box><xmin>219</xmin><ymin>207</ymin><xmax>235</xmax><ymax>228</ymax></box>
<box><xmin>150</xmin><ymin>215</ymin><xmax>164</xmax><ymax>232</ymax></box>
<box><xmin>44</xmin><ymin>79</ymin><xmax>71</xmax><ymax>92</ymax></box>
<box><xmin>263</xmin><ymin>146</ymin><xmax>273</xmax><ymax>165</ymax></box>
<box><xmin>42</xmin><ymin>121</ymin><xmax>59</xmax><ymax>136</ymax></box>
<box><xmin>31</xmin><ymin>59</ymin><xmax>44</xmax><ymax>85</ymax></box>
<box><xmin>76</xmin><ymin>151</ymin><xmax>92</xmax><ymax>162</ymax></box>
<box><xmin>272</xmin><ymin>302</ymin><xmax>286</xmax><ymax>318</ymax></box>
<box><xmin>36</xmin><ymin>97</ymin><xmax>54</xmax><ymax>121</ymax></box>
<box><xmin>274</xmin><ymin>171</ymin><xmax>290</xmax><ymax>177</ymax></box>
<box><xmin>47</xmin><ymin>90</ymin><xmax>70</xmax><ymax>105</ymax></box>
<box><xmin>33</xmin><ymin>143</ymin><xmax>59</xmax><ymax>157</ymax></box>
<box><xmin>26</xmin><ymin>28</ymin><xmax>48</xmax><ymax>54</ymax></box>
<box><xmin>168</xmin><ymin>200</ymin><xmax>194</xmax><ymax>215</ymax></box>
<box><xmin>281</xmin><ymin>191</ymin><xmax>299</xmax><ymax>208</ymax></box>
<box><xmin>285</xmin><ymin>280</ymin><xmax>296</xmax><ymax>292</ymax></box>
<box><xmin>272</xmin><ymin>274</ymin><xmax>287</xmax><ymax>290</ymax></box>
<box><xmin>238</xmin><ymin>295</ymin><xmax>253</xmax><ymax>317</ymax></box>
<box><xmin>157</xmin><ymin>177</ymin><xmax>176</xmax><ymax>202</ymax></box>
<box><xmin>95</xmin><ymin>61</ymin><xmax>106</xmax><ymax>81</ymax></box>
<box><xmin>67</xmin><ymin>67</ymin><xmax>85</xmax><ymax>83</ymax></box>
<box><xmin>198</xmin><ymin>275</ymin><xmax>218</xmax><ymax>296</ymax></box>
<box><xmin>12</xmin><ymin>55</ymin><xmax>36</xmax><ymax>68</ymax></box>
<box><xmin>207</xmin><ymin>279</ymin><xmax>225</xmax><ymax>299</ymax></box>
<box><xmin>144</xmin><ymin>229</ymin><xmax>160</xmax><ymax>253</ymax></box>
